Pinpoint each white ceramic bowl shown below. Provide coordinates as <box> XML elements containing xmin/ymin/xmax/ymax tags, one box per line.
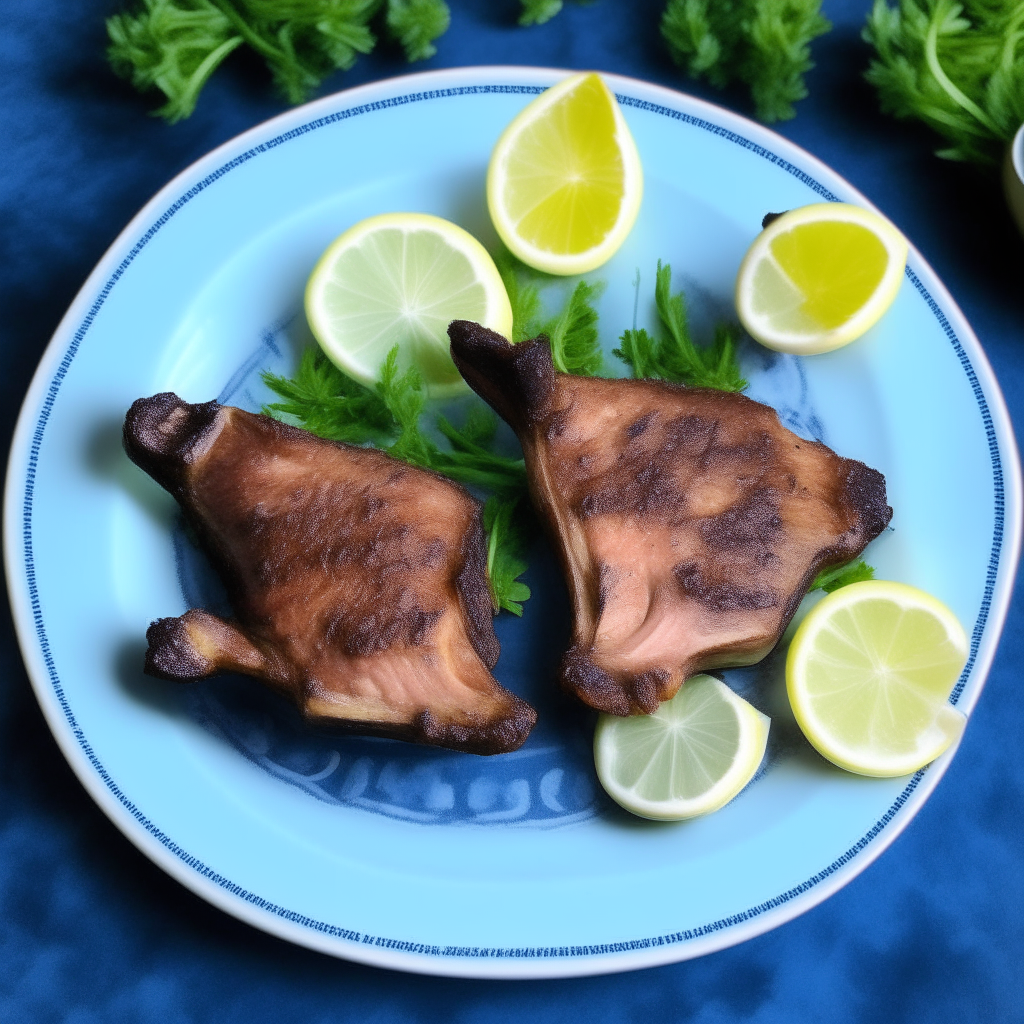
<box><xmin>1004</xmin><ymin>122</ymin><xmax>1024</xmax><ymax>239</ymax></box>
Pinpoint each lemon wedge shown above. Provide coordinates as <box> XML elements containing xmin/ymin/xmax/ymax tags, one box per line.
<box><xmin>487</xmin><ymin>72</ymin><xmax>643</xmax><ymax>275</ymax></box>
<box><xmin>305</xmin><ymin>212</ymin><xmax>513</xmax><ymax>397</ymax></box>
<box><xmin>735</xmin><ymin>203</ymin><xmax>908</xmax><ymax>354</ymax></box>
<box><xmin>787</xmin><ymin>580</ymin><xmax>968</xmax><ymax>777</ymax></box>
<box><xmin>594</xmin><ymin>674</ymin><xmax>769</xmax><ymax>820</ymax></box>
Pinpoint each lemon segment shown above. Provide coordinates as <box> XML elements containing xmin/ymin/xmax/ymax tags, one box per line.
<box><xmin>735</xmin><ymin>203</ymin><xmax>909</xmax><ymax>354</ymax></box>
<box><xmin>786</xmin><ymin>580</ymin><xmax>968</xmax><ymax>777</ymax></box>
<box><xmin>594</xmin><ymin>674</ymin><xmax>769</xmax><ymax>820</ymax></box>
<box><xmin>487</xmin><ymin>72</ymin><xmax>643</xmax><ymax>275</ymax></box>
<box><xmin>305</xmin><ymin>213</ymin><xmax>513</xmax><ymax>398</ymax></box>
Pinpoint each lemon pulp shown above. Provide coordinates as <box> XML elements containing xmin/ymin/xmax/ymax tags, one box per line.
<box><xmin>787</xmin><ymin>581</ymin><xmax>968</xmax><ymax>777</ymax></box>
<box><xmin>735</xmin><ymin>203</ymin><xmax>908</xmax><ymax>354</ymax></box>
<box><xmin>504</xmin><ymin>74</ymin><xmax>624</xmax><ymax>255</ymax></box>
<box><xmin>488</xmin><ymin>72</ymin><xmax>643</xmax><ymax>275</ymax></box>
<box><xmin>305</xmin><ymin>213</ymin><xmax>512</xmax><ymax>397</ymax></box>
<box><xmin>769</xmin><ymin>220</ymin><xmax>889</xmax><ymax>329</ymax></box>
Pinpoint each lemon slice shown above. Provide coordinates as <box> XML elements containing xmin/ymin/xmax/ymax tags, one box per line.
<box><xmin>305</xmin><ymin>213</ymin><xmax>513</xmax><ymax>398</ymax></box>
<box><xmin>787</xmin><ymin>580</ymin><xmax>968</xmax><ymax>777</ymax></box>
<box><xmin>487</xmin><ymin>72</ymin><xmax>643</xmax><ymax>275</ymax></box>
<box><xmin>594</xmin><ymin>675</ymin><xmax>769</xmax><ymax>820</ymax></box>
<box><xmin>735</xmin><ymin>203</ymin><xmax>909</xmax><ymax>354</ymax></box>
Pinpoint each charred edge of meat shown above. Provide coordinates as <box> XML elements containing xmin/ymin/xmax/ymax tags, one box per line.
<box><xmin>560</xmin><ymin>646</ymin><xmax>667</xmax><ymax>716</ymax></box>
<box><xmin>124</xmin><ymin>393</ymin><xmax>222</xmax><ymax>495</ymax></box>
<box><xmin>448</xmin><ymin>321</ymin><xmax>555</xmax><ymax>431</ymax></box>
<box><xmin>456</xmin><ymin>513</ymin><xmax>502</xmax><ymax>669</ymax></box>
<box><xmin>294</xmin><ymin>699</ymin><xmax>537</xmax><ymax>756</ymax></box>
<box><xmin>145</xmin><ymin>615</ymin><xmax>218</xmax><ymax>680</ymax></box>
<box><xmin>843</xmin><ymin>461</ymin><xmax>893</xmax><ymax>539</ymax></box>
<box><xmin>145</xmin><ymin>608</ymin><xmax>269</xmax><ymax>680</ymax></box>
<box><xmin>147</xmin><ymin>614</ymin><xmax>534</xmax><ymax>755</ymax></box>
<box><xmin>415</xmin><ymin>701</ymin><xmax>537</xmax><ymax>755</ymax></box>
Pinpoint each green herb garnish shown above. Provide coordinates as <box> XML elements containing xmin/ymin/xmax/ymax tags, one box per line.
<box><xmin>518</xmin><ymin>0</ymin><xmax>565</xmax><ymax>25</ymax></box>
<box><xmin>543</xmin><ymin>280</ymin><xmax>604</xmax><ymax>376</ymax></box>
<box><xmin>810</xmin><ymin>558</ymin><xmax>877</xmax><ymax>592</ymax></box>
<box><xmin>864</xmin><ymin>0</ymin><xmax>1024</xmax><ymax>164</ymax></box>
<box><xmin>494</xmin><ymin>251</ymin><xmax>544</xmax><ymax>344</ymax></box>
<box><xmin>386</xmin><ymin>0</ymin><xmax>450</xmax><ymax>60</ymax></box>
<box><xmin>108</xmin><ymin>0</ymin><xmax>450</xmax><ymax>122</ymax></box>
<box><xmin>258</xmin><ymin>343</ymin><xmax>394</xmax><ymax>445</ymax></box>
<box><xmin>263</xmin><ymin>346</ymin><xmax>526</xmax><ymax>493</ymax></box>
<box><xmin>495</xmin><ymin>251</ymin><xmax>604</xmax><ymax>375</ymax></box>
<box><xmin>660</xmin><ymin>0</ymin><xmax>832</xmax><ymax>123</ymax></box>
<box><xmin>614</xmin><ymin>262</ymin><xmax>747</xmax><ymax>391</ymax></box>
<box><xmin>483</xmin><ymin>496</ymin><xmax>534</xmax><ymax>615</ymax></box>
<box><xmin>517</xmin><ymin>0</ymin><xmax>591</xmax><ymax>26</ymax></box>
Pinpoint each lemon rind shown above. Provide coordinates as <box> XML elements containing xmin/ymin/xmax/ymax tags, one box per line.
<box><xmin>786</xmin><ymin>580</ymin><xmax>969</xmax><ymax>777</ymax></box>
<box><xmin>486</xmin><ymin>72</ymin><xmax>644</xmax><ymax>277</ymax></box>
<box><xmin>305</xmin><ymin>212</ymin><xmax>513</xmax><ymax>399</ymax></box>
<box><xmin>735</xmin><ymin>203</ymin><xmax>909</xmax><ymax>355</ymax></box>
<box><xmin>594</xmin><ymin>675</ymin><xmax>770</xmax><ymax>821</ymax></box>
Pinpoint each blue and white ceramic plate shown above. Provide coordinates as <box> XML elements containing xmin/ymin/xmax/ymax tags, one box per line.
<box><xmin>5</xmin><ymin>67</ymin><xmax>1021</xmax><ymax>978</ymax></box>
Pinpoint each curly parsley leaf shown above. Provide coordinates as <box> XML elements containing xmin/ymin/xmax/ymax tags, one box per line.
<box><xmin>494</xmin><ymin>250</ymin><xmax>545</xmax><ymax>343</ymax></box>
<box><xmin>864</xmin><ymin>0</ymin><xmax>1024</xmax><ymax>164</ymax></box>
<box><xmin>483</xmin><ymin>496</ymin><xmax>534</xmax><ymax>615</ymax></box>
<box><xmin>661</xmin><ymin>0</ymin><xmax>831</xmax><ymax>123</ymax></box>
<box><xmin>810</xmin><ymin>558</ymin><xmax>877</xmax><ymax>593</ymax></box>
<box><xmin>261</xmin><ymin>344</ymin><xmax>395</xmax><ymax>444</ymax></box>
<box><xmin>385</xmin><ymin>0</ymin><xmax>450</xmax><ymax>61</ymax></box>
<box><xmin>107</xmin><ymin>0</ymin><xmax>244</xmax><ymax>122</ymax></box>
<box><xmin>519</xmin><ymin>0</ymin><xmax>564</xmax><ymax>25</ymax></box>
<box><xmin>614</xmin><ymin>262</ymin><xmax>747</xmax><ymax>391</ymax></box>
<box><xmin>542</xmin><ymin>280</ymin><xmax>604</xmax><ymax>376</ymax></box>
<box><xmin>495</xmin><ymin>251</ymin><xmax>604</xmax><ymax>376</ymax></box>
<box><xmin>109</xmin><ymin>0</ymin><xmax>450</xmax><ymax>120</ymax></box>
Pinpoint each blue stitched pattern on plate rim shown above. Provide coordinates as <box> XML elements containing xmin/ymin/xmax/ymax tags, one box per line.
<box><xmin>19</xmin><ymin>84</ymin><xmax>1005</xmax><ymax>961</ymax></box>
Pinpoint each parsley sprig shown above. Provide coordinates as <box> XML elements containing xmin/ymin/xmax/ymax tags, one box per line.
<box><xmin>483</xmin><ymin>497</ymin><xmax>533</xmax><ymax>616</ymax></box>
<box><xmin>518</xmin><ymin>0</ymin><xmax>565</xmax><ymax>25</ymax></box>
<box><xmin>661</xmin><ymin>0</ymin><xmax>832</xmax><ymax>123</ymax></box>
<box><xmin>614</xmin><ymin>262</ymin><xmax>747</xmax><ymax>391</ymax></box>
<box><xmin>864</xmin><ymin>0</ymin><xmax>1024</xmax><ymax>164</ymax></box>
<box><xmin>495</xmin><ymin>252</ymin><xmax>605</xmax><ymax>375</ymax></box>
<box><xmin>810</xmin><ymin>559</ymin><xmax>877</xmax><ymax>592</ymax></box>
<box><xmin>108</xmin><ymin>0</ymin><xmax>450</xmax><ymax>122</ymax></box>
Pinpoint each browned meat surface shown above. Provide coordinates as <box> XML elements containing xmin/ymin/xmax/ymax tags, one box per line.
<box><xmin>449</xmin><ymin>321</ymin><xmax>892</xmax><ymax>717</ymax></box>
<box><xmin>123</xmin><ymin>394</ymin><xmax>536</xmax><ymax>755</ymax></box>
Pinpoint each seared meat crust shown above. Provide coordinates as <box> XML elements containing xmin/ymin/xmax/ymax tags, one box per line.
<box><xmin>449</xmin><ymin>321</ymin><xmax>892</xmax><ymax>717</ymax></box>
<box><xmin>124</xmin><ymin>393</ymin><xmax>536</xmax><ymax>755</ymax></box>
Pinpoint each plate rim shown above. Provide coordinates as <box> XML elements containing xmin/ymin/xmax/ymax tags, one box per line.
<box><xmin>4</xmin><ymin>64</ymin><xmax>1021</xmax><ymax>979</ymax></box>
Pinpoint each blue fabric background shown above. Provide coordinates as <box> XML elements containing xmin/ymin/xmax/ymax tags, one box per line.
<box><xmin>2</xmin><ymin>1</ymin><xmax>1022</xmax><ymax>1020</ymax></box>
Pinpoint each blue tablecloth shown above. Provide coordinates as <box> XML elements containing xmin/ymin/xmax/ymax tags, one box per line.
<box><xmin>2</xmin><ymin>0</ymin><xmax>1022</xmax><ymax>1019</ymax></box>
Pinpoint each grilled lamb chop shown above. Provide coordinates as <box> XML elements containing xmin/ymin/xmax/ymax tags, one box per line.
<box><xmin>448</xmin><ymin>321</ymin><xmax>892</xmax><ymax>717</ymax></box>
<box><xmin>123</xmin><ymin>393</ymin><xmax>536</xmax><ymax>755</ymax></box>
